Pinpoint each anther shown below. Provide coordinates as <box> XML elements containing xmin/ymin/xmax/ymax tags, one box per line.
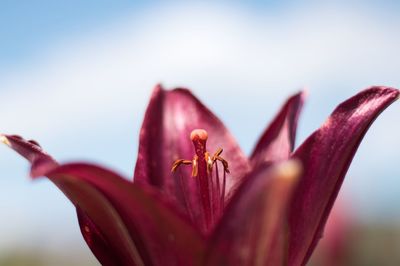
<box><xmin>205</xmin><ymin>152</ymin><xmax>213</xmax><ymax>174</ymax></box>
<box><xmin>192</xmin><ymin>155</ymin><xmax>199</xmax><ymax>177</ymax></box>
<box><xmin>171</xmin><ymin>159</ymin><xmax>192</xmax><ymax>173</ymax></box>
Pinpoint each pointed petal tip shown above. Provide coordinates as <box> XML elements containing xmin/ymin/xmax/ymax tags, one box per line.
<box><xmin>300</xmin><ymin>89</ymin><xmax>308</xmax><ymax>101</ymax></box>
<box><xmin>151</xmin><ymin>84</ymin><xmax>195</xmax><ymax>100</ymax></box>
<box><xmin>393</xmin><ymin>88</ymin><xmax>400</xmax><ymax>99</ymax></box>
<box><xmin>296</xmin><ymin>89</ymin><xmax>308</xmax><ymax>99</ymax></box>
<box><xmin>368</xmin><ymin>85</ymin><xmax>399</xmax><ymax>96</ymax></box>
<box><xmin>154</xmin><ymin>83</ymin><xmax>165</xmax><ymax>91</ymax></box>
<box><xmin>0</xmin><ymin>135</ymin><xmax>10</xmax><ymax>146</ymax></box>
<box><xmin>153</xmin><ymin>83</ymin><xmax>193</xmax><ymax>94</ymax></box>
<box><xmin>251</xmin><ymin>89</ymin><xmax>306</xmax><ymax>164</ymax></box>
<box><xmin>171</xmin><ymin>87</ymin><xmax>193</xmax><ymax>95</ymax></box>
<box><xmin>1</xmin><ymin>133</ymin><xmax>58</xmax><ymax>179</ymax></box>
<box><xmin>288</xmin><ymin>85</ymin><xmax>399</xmax><ymax>265</ymax></box>
<box><xmin>378</xmin><ymin>86</ymin><xmax>399</xmax><ymax>101</ymax></box>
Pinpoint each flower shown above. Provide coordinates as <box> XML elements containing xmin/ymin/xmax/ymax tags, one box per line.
<box><xmin>1</xmin><ymin>85</ymin><xmax>398</xmax><ymax>266</ymax></box>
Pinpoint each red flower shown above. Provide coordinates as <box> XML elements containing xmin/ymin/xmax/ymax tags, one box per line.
<box><xmin>1</xmin><ymin>85</ymin><xmax>398</xmax><ymax>266</ymax></box>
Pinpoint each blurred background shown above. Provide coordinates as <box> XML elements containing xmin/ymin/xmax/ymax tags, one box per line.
<box><xmin>1</xmin><ymin>0</ymin><xmax>399</xmax><ymax>265</ymax></box>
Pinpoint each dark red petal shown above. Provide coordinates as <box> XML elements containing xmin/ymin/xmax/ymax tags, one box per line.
<box><xmin>50</xmin><ymin>163</ymin><xmax>205</xmax><ymax>266</ymax></box>
<box><xmin>77</xmin><ymin>208</ymin><xmax>125</xmax><ymax>266</ymax></box>
<box><xmin>251</xmin><ymin>91</ymin><xmax>305</xmax><ymax>166</ymax></box>
<box><xmin>206</xmin><ymin>161</ymin><xmax>301</xmax><ymax>266</ymax></box>
<box><xmin>67</xmin><ymin>182</ymin><xmax>142</xmax><ymax>266</ymax></box>
<box><xmin>134</xmin><ymin>85</ymin><xmax>250</xmax><ymax>228</ymax></box>
<box><xmin>0</xmin><ymin>134</ymin><xmax>58</xmax><ymax>176</ymax></box>
<box><xmin>2</xmin><ymin>135</ymin><xmax>205</xmax><ymax>266</ymax></box>
<box><xmin>1</xmin><ymin>135</ymin><xmax>144</xmax><ymax>265</ymax></box>
<box><xmin>288</xmin><ymin>86</ymin><xmax>399</xmax><ymax>266</ymax></box>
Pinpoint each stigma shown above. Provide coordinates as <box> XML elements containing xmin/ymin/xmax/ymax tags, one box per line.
<box><xmin>190</xmin><ymin>129</ymin><xmax>208</xmax><ymax>141</ymax></box>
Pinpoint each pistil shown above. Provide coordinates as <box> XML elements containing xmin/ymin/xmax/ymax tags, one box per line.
<box><xmin>172</xmin><ymin>129</ymin><xmax>230</xmax><ymax>231</ymax></box>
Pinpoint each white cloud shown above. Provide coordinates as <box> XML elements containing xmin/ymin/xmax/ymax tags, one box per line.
<box><xmin>1</xmin><ymin>2</ymin><xmax>399</xmax><ymax>137</ymax></box>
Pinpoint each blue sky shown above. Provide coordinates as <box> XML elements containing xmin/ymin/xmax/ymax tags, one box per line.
<box><xmin>1</xmin><ymin>0</ymin><xmax>400</xmax><ymax>262</ymax></box>
<box><xmin>3</xmin><ymin>0</ymin><xmax>398</xmax><ymax>64</ymax></box>
<box><xmin>2</xmin><ymin>0</ymin><xmax>399</xmax><ymax>66</ymax></box>
<box><xmin>1</xmin><ymin>1</ymin><xmax>142</xmax><ymax>64</ymax></box>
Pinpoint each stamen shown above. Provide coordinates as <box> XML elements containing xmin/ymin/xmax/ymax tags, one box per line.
<box><xmin>213</xmin><ymin>147</ymin><xmax>223</xmax><ymax>158</ymax></box>
<box><xmin>215</xmin><ymin>156</ymin><xmax>230</xmax><ymax>173</ymax></box>
<box><xmin>176</xmin><ymin>168</ymin><xmax>195</xmax><ymax>222</ymax></box>
<box><xmin>171</xmin><ymin>159</ymin><xmax>192</xmax><ymax>172</ymax></box>
<box><xmin>215</xmin><ymin>162</ymin><xmax>221</xmax><ymax>216</ymax></box>
<box><xmin>205</xmin><ymin>152</ymin><xmax>213</xmax><ymax>174</ymax></box>
<box><xmin>171</xmin><ymin>129</ymin><xmax>230</xmax><ymax>231</ymax></box>
<box><xmin>192</xmin><ymin>156</ymin><xmax>198</xmax><ymax>177</ymax></box>
<box><xmin>208</xmin><ymin>167</ymin><xmax>215</xmax><ymax>224</ymax></box>
<box><xmin>221</xmin><ymin>168</ymin><xmax>226</xmax><ymax>210</ymax></box>
<box><xmin>215</xmin><ymin>162</ymin><xmax>221</xmax><ymax>204</ymax></box>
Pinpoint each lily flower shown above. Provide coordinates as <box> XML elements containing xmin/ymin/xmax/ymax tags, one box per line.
<box><xmin>1</xmin><ymin>85</ymin><xmax>398</xmax><ymax>266</ymax></box>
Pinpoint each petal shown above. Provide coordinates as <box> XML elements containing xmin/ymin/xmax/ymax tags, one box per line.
<box><xmin>65</xmin><ymin>179</ymin><xmax>143</xmax><ymax>266</ymax></box>
<box><xmin>205</xmin><ymin>161</ymin><xmax>301</xmax><ymax>266</ymax></box>
<box><xmin>2</xmin><ymin>135</ymin><xmax>205</xmax><ymax>266</ymax></box>
<box><xmin>251</xmin><ymin>91</ymin><xmax>305</xmax><ymax>166</ymax></box>
<box><xmin>134</xmin><ymin>85</ymin><xmax>250</xmax><ymax>228</ymax></box>
<box><xmin>50</xmin><ymin>163</ymin><xmax>205</xmax><ymax>266</ymax></box>
<box><xmin>0</xmin><ymin>134</ymin><xmax>58</xmax><ymax>176</ymax></box>
<box><xmin>2</xmin><ymin>135</ymin><xmax>143</xmax><ymax>265</ymax></box>
<box><xmin>77</xmin><ymin>208</ymin><xmax>126</xmax><ymax>266</ymax></box>
<box><xmin>288</xmin><ymin>86</ymin><xmax>399</xmax><ymax>266</ymax></box>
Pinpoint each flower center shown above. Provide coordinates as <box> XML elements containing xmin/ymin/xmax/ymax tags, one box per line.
<box><xmin>171</xmin><ymin>129</ymin><xmax>230</xmax><ymax>231</ymax></box>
